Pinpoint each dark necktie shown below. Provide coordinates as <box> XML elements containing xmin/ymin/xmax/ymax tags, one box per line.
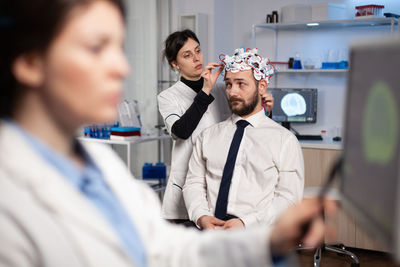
<box><xmin>215</xmin><ymin>119</ymin><xmax>250</xmax><ymax>220</ymax></box>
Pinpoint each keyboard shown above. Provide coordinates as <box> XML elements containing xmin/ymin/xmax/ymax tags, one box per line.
<box><xmin>296</xmin><ymin>134</ymin><xmax>323</xmax><ymax>141</ymax></box>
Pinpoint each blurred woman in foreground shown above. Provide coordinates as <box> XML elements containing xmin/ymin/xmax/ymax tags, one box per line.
<box><xmin>0</xmin><ymin>0</ymin><xmax>328</xmax><ymax>266</ymax></box>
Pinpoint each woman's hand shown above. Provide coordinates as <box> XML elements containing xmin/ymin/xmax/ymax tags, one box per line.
<box><xmin>201</xmin><ymin>62</ymin><xmax>223</xmax><ymax>95</ymax></box>
<box><xmin>261</xmin><ymin>92</ymin><xmax>274</xmax><ymax>116</ymax></box>
<box><xmin>269</xmin><ymin>198</ymin><xmax>337</xmax><ymax>257</ymax></box>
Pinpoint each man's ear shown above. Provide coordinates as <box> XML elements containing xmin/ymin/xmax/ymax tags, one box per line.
<box><xmin>258</xmin><ymin>79</ymin><xmax>267</xmax><ymax>94</ymax></box>
<box><xmin>12</xmin><ymin>53</ymin><xmax>44</xmax><ymax>88</ymax></box>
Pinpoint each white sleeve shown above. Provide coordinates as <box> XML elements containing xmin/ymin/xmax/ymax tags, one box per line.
<box><xmin>138</xmin><ymin>180</ymin><xmax>273</xmax><ymax>267</ymax></box>
<box><xmin>182</xmin><ymin>132</ymin><xmax>213</xmax><ymax>224</ymax></box>
<box><xmin>273</xmin><ymin>134</ymin><xmax>304</xmax><ymax>213</ymax></box>
<box><xmin>0</xmin><ymin>211</ymin><xmax>36</xmax><ymax>267</ymax></box>
<box><xmin>157</xmin><ymin>92</ymin><xmax>181</xmax><ymax>138</ymax></box>
<box><xmin>241</xmin><ymin>134</ymin><xmax>304</xmax><ymax>227</ymax></box>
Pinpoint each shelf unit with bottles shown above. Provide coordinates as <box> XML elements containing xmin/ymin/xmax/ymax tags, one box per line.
<box><xmin>251</xmin><ymin>17</ymin><xmax>398</xmax><ymax>75</ymax></box>
<box><xmin>278</xmin><ymin>69</ymin><xmax>347</xmax><ymax>74</ymax></box>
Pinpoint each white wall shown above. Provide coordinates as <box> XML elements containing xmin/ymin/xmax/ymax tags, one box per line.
<box><xmin>170</xmin><ymin>0</ymin><xmax>400</xmax><ymax>136</ymax></box>
<box><xmin>170</xmin><ymin>0</ymin><xmax>215</xmax><ymax>64</ymax></box>
<box><xmin>214</xmin><ymin>0</ymin><xmax>235</xmax><ymax>60</ymax></box>
<box><xmin>123</xmin><ymin>0</ymin><xmax>159</xmax><ymax>177</ymax></box>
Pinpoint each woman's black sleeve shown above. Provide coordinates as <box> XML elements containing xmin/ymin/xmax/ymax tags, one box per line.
<box><xmin>171</xmin><ymin>90</ymin><xmax>214</xmax><ymax>139</ymax></box>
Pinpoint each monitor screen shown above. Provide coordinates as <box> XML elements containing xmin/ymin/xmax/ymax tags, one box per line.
<box><xmin>269</xmin><ymin>88</ymin><xmax>317</xmax><ymax>123</ymax></box>
<box><xmin>341</xmin><ymin>39</ymin><xmax>400</xmax><ymax>253</ymax></box>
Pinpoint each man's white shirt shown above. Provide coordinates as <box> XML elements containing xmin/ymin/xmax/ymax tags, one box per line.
<box><xmin>183</xmin><ymin>109</ymin><xmax>304</xmax><ymax>227</ymax></box>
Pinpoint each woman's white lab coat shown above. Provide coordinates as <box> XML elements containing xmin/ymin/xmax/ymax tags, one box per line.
<box><xmin>0</xmin><ymin>121</ymin><xmax>272</xmax><ymax>267</ymax></box>
<box><xmin>157</xmin><ymin>81</ymin><xmax>231</xmax><ymax>219</ymax></box>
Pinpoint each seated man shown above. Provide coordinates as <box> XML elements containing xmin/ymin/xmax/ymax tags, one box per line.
<box><xmin>183</xmin><ymin>48</ymin><xmax>304</xmax><ymax>230</ymax></box>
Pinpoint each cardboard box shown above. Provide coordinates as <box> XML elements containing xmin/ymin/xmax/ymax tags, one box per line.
<box><xmin>312</xmin><ymin>3</ymin><xmax>346</xmax><ymax>21</ymax></box>
<box><xmin>281</xmin><ymin>4</ymin><xmax>312</xmax><ymax>23</ymax></box>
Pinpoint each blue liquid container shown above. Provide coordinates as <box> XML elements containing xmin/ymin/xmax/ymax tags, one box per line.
<box><xmin>142</xmin><ymin>162</ymin><xmax>166</xmax><ymax>182</ymax></box>
<box><xmin>292</xmin><ymin>60</ymin><xmax>302</xmax><ymax>69</ymax></box>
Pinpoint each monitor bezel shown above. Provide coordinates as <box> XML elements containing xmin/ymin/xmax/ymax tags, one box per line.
<box><xmin>268</xmin><ymin>87</ymin><xmax>318</xmax><ymax>124</ymax></box>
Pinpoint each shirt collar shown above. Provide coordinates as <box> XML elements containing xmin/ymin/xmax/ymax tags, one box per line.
<box><xmin>231</xmin><ymin>109</ymin><xmax>266</xmax><ymax>128</ymax></box>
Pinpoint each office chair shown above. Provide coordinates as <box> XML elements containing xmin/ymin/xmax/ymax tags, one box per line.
<box><xmin>300</xmin><ymin>187</ymin><xmax>360</xmax><ymax>267</ymax></box>
<box><xmin>313</xmin><ymin>243</ymin><xmax>359</xmax><ymax>267</ymax></box>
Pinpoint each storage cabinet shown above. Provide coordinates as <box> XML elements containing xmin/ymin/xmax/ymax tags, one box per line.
<box><xmin>302</xmin><ymin>146</ymin><xmax>388</xmax><ymax>251</ymax></box>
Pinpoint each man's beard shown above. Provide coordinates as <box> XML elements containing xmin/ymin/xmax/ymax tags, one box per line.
<box><xmin>228</xmin><ymin>90</ymin><xmax>259</xmax><ymax>117</ymax></box>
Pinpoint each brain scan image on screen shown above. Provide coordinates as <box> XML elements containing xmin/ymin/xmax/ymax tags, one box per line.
<box><xmin>280</xmin><ymin>93</ymin><xmax>306</xmax><ymax>117</ymax></box>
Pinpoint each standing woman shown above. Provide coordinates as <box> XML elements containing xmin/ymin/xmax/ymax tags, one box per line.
<box><xmin>158</xmin><ymin>30</ymin><xmax>274</xmax><ymax>222</ymax></box>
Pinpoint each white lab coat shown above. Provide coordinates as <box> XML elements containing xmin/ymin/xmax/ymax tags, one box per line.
<box><xmin>0</xmin><ymin>121</ymin><xmax>272</xmax><ymax>267</ymax></box>
<box><xmin>157</xmin><ymin>81</ymin><xmax>231</xmax><ymax>219</ymax></box>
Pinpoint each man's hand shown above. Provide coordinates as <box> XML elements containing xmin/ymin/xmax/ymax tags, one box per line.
<box><xmin>201</xmin><ymin>62</ymin><xmax>223</xmax><ymax>95</ymax></box>
<box><xmin>197</xmin><ymin>215</ymin><xmax>225</xmax><ymax>230</ymax></box>
<box><xmin>268</xmin><ymin>198</ymin><xmax>336</xmax><ymax>257</ymax></box>
<box><xmin>223</xmin><ymin>218</ymin><xmax>245</xmax><ymax>230</ymax></box>
<box><xmin>261</xmin><ymin>92</ymin><xmax>274</xmax><ymax>116</ymax></box>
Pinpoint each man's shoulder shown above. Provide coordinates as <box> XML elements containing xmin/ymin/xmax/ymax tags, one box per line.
<box><xmin>257</xmin><ymin>117</ymin><xmax>298</xmax><ymax>140</ymax></box>
<box><xmin>198</xmin><ymin>117</ymin><xmax>232</xmax><ymax>139</ymax></box>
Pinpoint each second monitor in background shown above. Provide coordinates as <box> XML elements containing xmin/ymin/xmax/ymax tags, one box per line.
<box><xmin>268</xmin><ymin>88</ymin><xmax>320</xmax><ymax>140</ymax></box>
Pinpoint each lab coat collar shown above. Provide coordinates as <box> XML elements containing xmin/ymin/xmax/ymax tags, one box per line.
<box><xmin>175</xmin><ymin>80</ymin><xmax>198</xmax><ymax>99</ymax></box>
<box><xmin>231</xmin><ymin>109</ymin><xmax>267</xmax><ymax>128</ymax></box>
<box><xmin>0</xmin><ymin>121</ymin><xmax>132</xmax><ymax>264</ymax></box>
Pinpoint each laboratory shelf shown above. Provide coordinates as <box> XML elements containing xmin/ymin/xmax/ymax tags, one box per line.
<box><xmin>252</xmin><ymin>17</ymin><xmax>398</xmax><ymax>32</ymax></box>
<box><xmin>252</xmin><ymin>17</ymin><xmax>398</xmax><ymax>71</ymax></box>
<box><xmin>277</xmin><ymin>69</ymin><xmax>348</xmax><ymax>74</ymax></box>
<box><xmin>78</xmin><ymin>135</ymin><xmax>171</xmax><ymax>145</ymax></box>
<box><xmin>78</xmin><ymin>135</ymin><xmax>171</xmax><ymax>174</ymax></box>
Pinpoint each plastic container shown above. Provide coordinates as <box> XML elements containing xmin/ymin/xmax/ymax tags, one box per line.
<box><xmin>110</xmin><ymin>126</ymin><xmax>141</xmax><ymax>136</ymax></box>
<box><xmin>321</xmin><ymin>130</ymin><xmax>327</xmax><ymax>140</ymax></box>
<box><xmin>84</xmin><ymin>123</ymin><xmax>118</xmax><ymax>139</ymax></box>
<box><xmin>288</xmin><ymin>57</ymin><xmax>294</xmax><ymax>69</ymax></box>
<box><xmin>292</xmin><ymin>60</ymin><xmax>302</xmax><ymax>69</ymax></box>
<box><xmin>292</xmin><ymin>53</ymin><xmax>302</xmax><ymax>69</ymax></box>
<box><xmin>142</xmin><ymin>162</ymin><xmax>166</xmax><ymax>181</ymax></box>
<box><xmin>321</xmin><ymin>62</ymin><xmax>339</xmax><ymax>69</ymax></box>
<box><xmin>281</xmin><ymin>4</ymin><xmax>311</xmax><ymax>23</ymax></box>
<box><xmin>303</xmin><ymin>58</ymin><xmax>315</xmax><ymax>69</ymax></box>
<box><xmin>355</xmin><ymin>5</ymin><xmax>384</xmax><ymax>17</ymax></box>
<box><xmin>312</xmin><ymin>3</ymin><xmax>346</xmax><ymax>21</ymax></box>
<box><xmin>266</xmin><ymin>14</ymin><xmax>272</xmax><ymax>23</ymax></box>
<box><xmin>272</xmin><ymin>11</ymin><xmax>279</xmax><ymax>23</ymax></box>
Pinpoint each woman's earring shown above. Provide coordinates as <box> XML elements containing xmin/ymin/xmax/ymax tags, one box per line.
<box><xmin>173</xmin><ymin>68</ymin><xmax>180</xmax><ymax>81</ymax></box>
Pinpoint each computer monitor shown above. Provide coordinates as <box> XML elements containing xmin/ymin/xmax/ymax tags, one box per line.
<box><xmin>341</xmin><ymin>39</ymin><xmax>400</xmax><ymax>259</ymax></box>
<box><xmin>269</xmin><ymin>88</ymin><xmax>317</xmax><ymax>123</ymax></box>
<box><xmin>269</xmin><ymin>88</ymin><xmax>318</xmax><ymax>134</ymax></box>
